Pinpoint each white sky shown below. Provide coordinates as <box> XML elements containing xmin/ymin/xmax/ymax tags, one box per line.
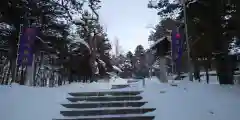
<box><xmin>99</xmin><ymin>0</ymin><xmax>159</xmax><ymax>53</ymax></box>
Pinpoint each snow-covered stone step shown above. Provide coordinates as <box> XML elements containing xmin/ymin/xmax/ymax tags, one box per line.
<box><xmin>54</xmin><ymin>114</ymin><xmax>155</xmax><ymax>120</ymax></box>
<box><xmin>69</xmin><ymin>91</ymin><xmax>142</xmax><ymax>97</ymax></box>
<box><xmin>111</xmin><ymin>84</ymin><xmax>130</xmax><ymax>89</ymax></box>
<box><xmin>62</xmin><ymin>101</ymin><xmax>147</xmax><ymax>108</ymax></box>
<box><xmin>60</xmin><ymin>107</ymin><xmax>156</xmax><ymax>116</ymax></box>
<box><xmin>127</xmin><ymin>79</ymin><xmax>140</xmax><ymax>83</ymax></box>
<box><xmin>67</xmin><ymin>95</ymin><xmax>143</xmax><ymax>102</ymax></box>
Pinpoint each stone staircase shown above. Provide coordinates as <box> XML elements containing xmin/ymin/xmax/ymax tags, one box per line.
<box><xmin>54</xmin><ymin>90</ymin><xmax>156</xmax><ymax>120</ymax></box>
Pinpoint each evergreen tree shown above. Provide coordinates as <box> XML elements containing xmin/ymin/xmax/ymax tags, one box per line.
<box><xmin>0</xmin><ymin>0</ymin><xmax>112</xmax><ymax>85</ymax></box>
<box><xmin>148</xmin><ymin>0</ymin><xmax>240</xmax><ymax>84</ymax></box>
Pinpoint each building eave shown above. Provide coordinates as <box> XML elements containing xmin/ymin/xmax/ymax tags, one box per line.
<box><xmin>150</xmin><ymin>36</ymin><xmax>169</xmax><ymax>50</ymax></box>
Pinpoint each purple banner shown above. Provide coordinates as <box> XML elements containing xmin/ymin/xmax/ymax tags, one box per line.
<box><xmin>171</xmin><ymin>29</ymin><xmax>184</xmax><ymax>72</ymax></box>
<box><xmin>176</xmin><ymin>34</ymin><xmax>184</xmax><ymax>71</ymax></box>
<box><xmin>17</xmin><ymin>27</ymin><xmax>37</xmax><ymax>66</ymax></box>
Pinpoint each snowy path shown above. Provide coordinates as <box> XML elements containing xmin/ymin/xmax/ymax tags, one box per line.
<box><xmin>1</xmin><ymin>76</ymin><xmax>240</xmax><ymax>120</ymax></box>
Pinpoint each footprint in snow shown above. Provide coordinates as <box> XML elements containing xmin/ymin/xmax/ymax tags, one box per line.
<box><xmin>209</xmin><ymin>110</ymin><xmax>214</xmax><ymax>115</ymax></box>
<box><xmin>160</xmin><ymin>90</ymin><xmax>166</xmax><ymax>94</ymax></box>
<box><xmin>184</xmin><ymin>88</ymin><xmax>187</xmax><ymax>91</ymax></box>
<box><xmin>170</xmin><ymin>83</ymin><xmax>178</xmax><ymax>87</ymax></box>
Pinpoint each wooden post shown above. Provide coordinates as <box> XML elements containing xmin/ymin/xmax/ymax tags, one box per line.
<box><xmin>159</xmin><ymin>56</ymin><xmax>168</xmax><ymax>83</ymax></box>
<box><xmin>25</xmin><ymin>54</ymin><xmax>35</xmax><ymax>86</ymax></box>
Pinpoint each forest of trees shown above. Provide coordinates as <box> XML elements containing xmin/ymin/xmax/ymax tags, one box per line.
<box><xmin>0</xmin><ymin>0</ymin><xmax>113</xmax><ymax>86</ymax></box>
<box><xmin>148</xmin><ymin>0</ymin><xmax>240</xmax><ymax>84</ymax></box>
<box><xmin>1</xmin><ymin>0</ymin><xmax>240</xmax><ymax>86</ymax></box>
<box><xmin>113</xmin><ymin>45</ymin><xmax>152</xmax><ymax>79</ymax></box>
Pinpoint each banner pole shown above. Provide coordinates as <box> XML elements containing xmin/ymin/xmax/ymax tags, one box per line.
<box><xmin>12</xmin><ymin>24</ymin><xmax>23</xmax><ymax>83</ymax></box>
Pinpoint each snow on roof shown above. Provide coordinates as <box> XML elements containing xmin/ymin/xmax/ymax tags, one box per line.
<box><xmin>150</xmin><ymin>36</ymin><xmax>168</xmax><ymax>49</ymax></box>
<box><xmin>113</xmin><ymin>65</ymin><xmax>123</xmax><ymax>72</ymax></box>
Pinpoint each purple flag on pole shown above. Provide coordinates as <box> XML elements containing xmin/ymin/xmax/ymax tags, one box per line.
<box><xmin>17</xmin><ymin>27</ymin><xmax>37</xmax><ymax>66</ymax></box>
<box><xmin>172</xmin><ymin>28</ymin><xmax>184</xmax><ymax>72</ymax></box>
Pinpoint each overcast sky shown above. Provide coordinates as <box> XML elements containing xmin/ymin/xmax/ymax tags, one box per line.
<box><xmin>99</xmin><ymin>0</ymin><xmax>159</xmax><ymax>54</ymax></box>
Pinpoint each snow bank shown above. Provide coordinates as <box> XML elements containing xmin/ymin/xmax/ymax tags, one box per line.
<box><xmin>142</xmin><ymin>77</ymin><xmax>240</xmax><ymax>120</ymax></box>
<box><xmin>0</xmin><ymin>78</ymin><xmax>137</xmax><ymax>120</ymax></box>
<box><xmin>0</xmin><ymin>82</ymin><xmax>111</xmax><ymax>120</ymax></box>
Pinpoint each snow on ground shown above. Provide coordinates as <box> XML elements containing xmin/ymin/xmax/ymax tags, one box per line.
<box><xmin>109</xmin><ymin>76</ymin><xmax>128</xmax><ymax>86</ymax></box>
<box><xmin>142</xmin><ymin>76</ymin><xmax>240</xmax><ymax>120</ymax></box>
<box><xmin>1</xmin><ymin>75</ymin><xmax>240</xmax><ymax>120</ymax></box>
<box><xmin>0</xmin><ymin>82</ymin><xmax>111</xmax><ymax>120</ymax></box>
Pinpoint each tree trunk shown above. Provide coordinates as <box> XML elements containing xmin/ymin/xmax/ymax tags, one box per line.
<box><xmin>205</xmin><ymin>66</ymin><xmax>209</xmax><ymax>84</ymax></box>
<box><xmin>215</xmin><ymin>54</ymin><xmax>234</xmax><ymax>84</ymax></box>
<box><xmin>193</xmin><ymin>58</ymin><xmax>200</xmax><ymax>82</ymax></box>
<box><xmin>58</xmin><ymin>75</ymin><xmax>62</xmax><ymax>86</ymax></box>
<box><xmin>205</xmin><ymin>57</ymin><xmax>211</xmax><ymax>84</ymax></box>
<box><xmin>210</xmin><ymin>0</ymin><xmax>234</xmax><ymax>85</ymax></box>
<box><xmin>5</xmin><ymin>63</ymin><xmax>12</xmax><ymax>85</ymax></box>
<box><xmin>32</xmin><ymin>56</ymin><xmax>37</xmax><ymax>86</ymax></box>
<box><xmin>1</xmin><ymin>62</ymin><xmax>8</xmax><ymax>84</ymax></box>
<box><xmin>19</xmin><ymin>66</ymin><xmax>25</xmax><ymax>85</ymax></box>
<box><xmin>90</xmin><ymin>35</ymin><xmax>96</xmax><ymax>81</ymax></box>
<box><xmin>9</xmin><ymin>34</ymin><xmax>19</xmax><ymax>84</ymax></box>
<box><xmin>49</xmin><ymin>73</ymin><xmax>54</xmax><ymax>87</ymax></box>
<box><xmin>69</xmin><ymin>70</ymin><xmax>73</xmax><ymax>84</ymax></box>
